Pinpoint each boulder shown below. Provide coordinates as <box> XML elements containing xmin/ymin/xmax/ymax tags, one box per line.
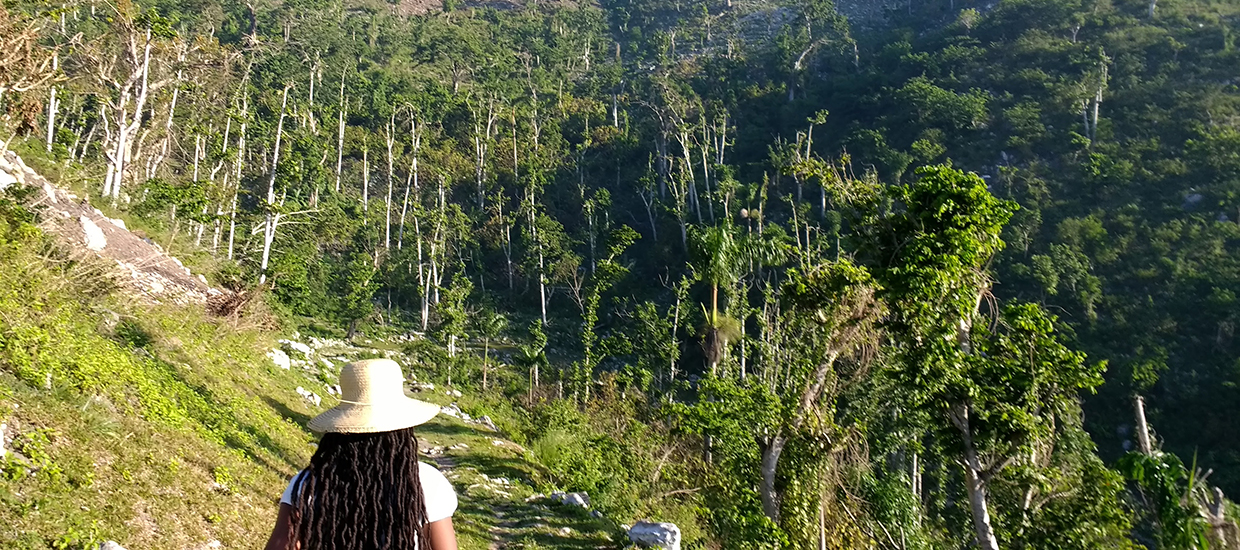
<box><xmin>552</xmin><ymin>491</ymin><xmax>590</xmax><ymax>508</ymax></box>
<box><xmin>80</xmin><ymin>216</ymin><xmax>107</xmax><ymax>251</ymax></box>
<box><xmin>267</xmin><ymin>349</ymin><xmax>291</xmax><ymax>370</ymax></box>
<box><xmin>628</xmin><ymin>521</ymin><xmax>682</xmax><ymax>550</ymax></box>
<box><xmin>440</xmin><ymin>404</ymin><xmax>462</xmax><ymax>418</ymax></box>
<box><xmin>98</xmin><ymin>543</ymin><xmax>128</xmax><ymax>550</ymax></box>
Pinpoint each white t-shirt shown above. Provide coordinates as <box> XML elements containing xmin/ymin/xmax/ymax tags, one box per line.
<box><xmin>280</xmin><ymin>462</ymin><xmax>458</xmax><ymax>523</ymax></box>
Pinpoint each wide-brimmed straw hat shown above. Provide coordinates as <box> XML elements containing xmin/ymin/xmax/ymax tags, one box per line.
<box><xmin>307</xmin><ymin>358</ymin><xmax>440</xmax><ymax>434</ymax></box>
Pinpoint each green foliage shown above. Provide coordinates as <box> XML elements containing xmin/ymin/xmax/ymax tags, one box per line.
<box><xmin>1118</xmin><ymin>452</ymin><xmax>1210</xmax><ymax>550</ymax></box>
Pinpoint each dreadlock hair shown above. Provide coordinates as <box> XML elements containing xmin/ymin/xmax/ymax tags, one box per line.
<box><xmin>288</xmin><ymin>427</ymin><xmax>429</xmax><ymax>550</ymax></box>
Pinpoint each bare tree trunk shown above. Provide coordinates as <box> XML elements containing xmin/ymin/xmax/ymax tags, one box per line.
<box><xmin>258</xmin><ymin>86</ymin><xmax>291</xmax><ymax>284</ymax></box>
<box><xmin>335</xmin><ymin>71</ymin><xmax>346</xmax><ymax>193</ymax></box>
<box><xmin>952</xmin><ymin>404</ymin><xmax>1001</xmax><ymax>550</ymax></box>
<box><xmin>228</xmin><ymin>95</ymin><xmax>248</xmax><ymax>261</ymax></box>
<box><xmin>1135</xmin><ymin>395</ymin><xmax>1153</xmax><ymax>455</ymax></box>
<box><xmin>45</xmin><ymin>55</ymin><xmax>58</xmax><ymax>153</ymax></box>
<box><xmin>361</xmin><ymin>144</ymin><xmax>369</xmax><ymax>218</ymax></box>
<box><xmin>384</xmin><ymin>113</ymin><xmax>396</xmax><ymax>251</ymax></box>
<box><xmin>760</xmin><ymin>431</ymin><xmax>787</xmax><ymax>521</ymax></box>
<box><xmin>398</xmin><ymin>114</ymin><xmax>422</xmax><ymax>250</ymax></box>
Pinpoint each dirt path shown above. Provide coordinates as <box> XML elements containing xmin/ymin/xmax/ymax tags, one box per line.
<box><xmin>417</xmin><ymin>413</ymin><xmax>619</xmax><ymax>550</ymax></box>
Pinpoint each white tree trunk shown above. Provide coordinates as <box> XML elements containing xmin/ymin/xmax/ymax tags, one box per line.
<box><xmin>953</xmin><ymin>404</ymin><xmax>1001</xmax><ymax>550</ymax></box>
<box><xmin>384</xmin><ymin>114</ymin><xmax>396</xmax><ymax>251</ymax></box>
<box><xmin>258</xmin><ymin>86</ymin><xmax>291</xmax><ymax>284</ymax></box>
<box><xmin>335</xmin><ymin>74</ymin><xmax>346</xmax><ymax>192</ymax></box>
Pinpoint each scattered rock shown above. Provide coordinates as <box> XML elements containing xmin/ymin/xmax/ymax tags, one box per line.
<box><xmin>0</xmin><ymin>422</ymin><xmax>6</xmax><ymax>459</ymax></box>
<box><xmin>441</xmin><ymin>404</ymin><xmax>462</xmax><ymax>418</ymax></box>
<box><xmin>107</xmin><ymin>217</ymin><xmax>127</xmax><ymax>231</ymax></box>
<box><xmin>320</xmin><ymin>358</ymin><xmax>335</xmax><ymax>369</ymax></box>
<box><xmin>98</xmin><ymin>542</ymin><xmax>128</xmax><ymax>550</ymax></box>
<box><xmin>80</xmin><ymin>216</ymin><xmax>107</xmax><ymax>251</ymax></box>
<box><xmin>551</xmin><ymin>491</ymin><xmax>590</xmax><ymax>508</ymax></box>
<box><xmin>478</xmin><ymin>415</ymin><xmax>498</xmax><ymax>432</ymax></box>
<box><xmin>268</xmin><ymin>349</ymin><xmax>291</xmax><ymax>370</ymax></box>
<box><xmin>525</xmin><ymin>493</ymin><xmax>545</xmax><ymax>502</ymax></box>
<box><xmin>628</xmin><ymin>521</ymin><xmax>683</xmax><ymax>550</ymax></box>
<box><xmin>280</xmin><ymin>339</ymin><xmax>313</xmax><ymax>357</ymax></box>
<box><xmin>560</xmin><ymin>527</ymin><xmax>573</xmax><ymax>535</ymax></box>
<box><xmin>296</xmin><ymin>386</ymin><xmax>322</xmax><ymax>407</ymax></box>
<box><xmin>197</xmin><ymin>274</ymin><xmax>208</xmax><ymax>285</ymax></box>
<box><xmin>448</xmin><ymin>443</ymin><xmax>469</xmax><ymax>451</ymax></box>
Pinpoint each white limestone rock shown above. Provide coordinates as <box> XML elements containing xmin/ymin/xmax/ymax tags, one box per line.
<box><xmin>0</xmin><ymin>170</ymin><xmax>17</xmax><ymax>190</ymax></box>
<box><xmin>280</xmin><ymin>339</ymin><xmax>313</xmax><ymax>357</ymax></box>
<box><xmin>80</xmin><ymin>216</ymin><xmax>107</xmax><ymax>251</ymax></box>
<box><xmin>628</xmin><ymin>521</ymin><xmax>682</xmax><ymax>550</ymax></box>
<box><xmin>296</xmin><ymin>386</ymin><xmax>322</xmax><ymax>407</ymax></box>
<box><xmin>552</xmin><ymin>491</ymin><xmax>590</xmax><ymax>508</ymax></box>
<box><xmin>98</xmin><ymin>542</ymin><xmax>128</xmax><ymax>550</ymax></box>
<box><xmin>267</xmin><ymin>349</ymin><xmax>291</xmax><ymax>370</ymax></box>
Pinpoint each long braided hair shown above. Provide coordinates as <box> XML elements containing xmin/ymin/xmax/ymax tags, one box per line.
<box><xmin>288</xmin><ymin>427</ymin><xmax>430</xmax><ymax>550</ymax></box>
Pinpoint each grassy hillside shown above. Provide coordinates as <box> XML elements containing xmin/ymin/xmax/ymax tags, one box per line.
<box><xmin>0</xmin><ymin>187</ymin><xmax>317</xmax><ymax>548</ymax></box>
<box><xmin>0</xmin><ymin>167</ymin><xmax>626</xmax><ymax>549</ymax></box>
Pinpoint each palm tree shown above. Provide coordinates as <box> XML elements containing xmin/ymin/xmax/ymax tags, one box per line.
<box><xmin>689</xmin><ymin>221</ymin><xmax>787</xmax><ymax>375</ymax></box>
<box><xmin>475</xmin><ymin>310</ymin><xmax>508</xmax><ymax>390</ymax></box>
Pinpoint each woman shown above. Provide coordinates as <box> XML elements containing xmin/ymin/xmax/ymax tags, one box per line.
<box><xmin>265</xmin><ymin>358</ymin><xmax>459</xmax><ymax>550</ymax></box>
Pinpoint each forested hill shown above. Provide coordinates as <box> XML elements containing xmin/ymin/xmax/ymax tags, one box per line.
<box><xmin>3</xmin><ymin>0</ymin><xmax>1240</xmax><ymax>546</ymax></box>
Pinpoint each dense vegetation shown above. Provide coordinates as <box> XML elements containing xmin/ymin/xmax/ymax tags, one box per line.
<box><xmin>3</xmin><ymin>0</ymin><xmax>1240</xmax><ymax>546</ymax></box>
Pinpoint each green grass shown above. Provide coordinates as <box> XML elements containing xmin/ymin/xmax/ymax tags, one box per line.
<box><xmin>0</xmin><ymin>186</ymin><xmax>309</xmax><ymax>548</ymax></box>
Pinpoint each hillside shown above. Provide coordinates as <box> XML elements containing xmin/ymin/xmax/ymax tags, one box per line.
<box><xmin>0</xmin><ymin>155</ymin><xmax>622</xmax><ymax>549</ymax></box>
<box><xmin>4</xmin><ymin>0</ymin><xmax>1240</xmax><ymax>547</ymax></box>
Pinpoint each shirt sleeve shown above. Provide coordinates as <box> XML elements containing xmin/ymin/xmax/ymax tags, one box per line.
<box><xmin>419</xmin><ymin>462</ymin><xmax>458</xmax><ymax>523</ymax></box>
<box><xmin>279</xmin><ymin>470</ymin><xmax>305</xmax><ymax>505</ymax></box>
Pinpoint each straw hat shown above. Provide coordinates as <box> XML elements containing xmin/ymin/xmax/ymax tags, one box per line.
<box><xmin>307</xmin><ymin>359</ymin><xmax>440</xmax><ymax>434</ymax></box>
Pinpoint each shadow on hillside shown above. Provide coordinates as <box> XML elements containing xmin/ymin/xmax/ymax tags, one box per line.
<box><xmin>262</xmin><ymin>395</ymin><xmax>314</xmax><ymax>428</ymax></box>
<box><xmin>415</xmin><ymin>419</ymin><xmax>480</xmax><ymax>440</ymax></box>
<box><xmin>142</xmin><ymin>357</ymin><xmax>305</xmax><ymax>472</ymax></box>
<box><xmin>456</xmin><ymin>453</ymin><xmax>543</xmax><ymax>487</ymax></box>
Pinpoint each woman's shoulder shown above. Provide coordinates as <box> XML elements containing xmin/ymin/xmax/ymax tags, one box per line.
<box><xmin>417</xmin><ymin>462</ymin><xmax>451</xmax><ymax>492</ymax></box>
<box><xmin>418</xmin><ymin>461</ymin><xmax>458</xmax><ymax>523</ymax></box>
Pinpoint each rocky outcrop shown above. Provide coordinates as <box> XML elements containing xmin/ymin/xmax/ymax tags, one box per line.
<box><xmin>628</xmin><ymin>521</ymin><xmax>682</xmax><ymax>550</ymax></box>
<box><xmin>0</xmin><ymin>151</ymin><xmax>219</xmax><ymax>305</ymax></box>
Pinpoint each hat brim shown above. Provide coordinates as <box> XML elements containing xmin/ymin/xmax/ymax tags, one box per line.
<box><xmin>307</xmin><ymin>396</ymin><xmax>441</xmax><ymax>434</ymax></box>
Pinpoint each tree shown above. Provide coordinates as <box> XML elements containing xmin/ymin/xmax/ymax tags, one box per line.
<box><xmin>338</xmin><ymin>251</ymin><xmax>377</xmax><ymax>338</ymax></box>
<box><xmin>475</xmin><ymin>310</ymin><xmax>507</xmax><ymax>391</ymax></box>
